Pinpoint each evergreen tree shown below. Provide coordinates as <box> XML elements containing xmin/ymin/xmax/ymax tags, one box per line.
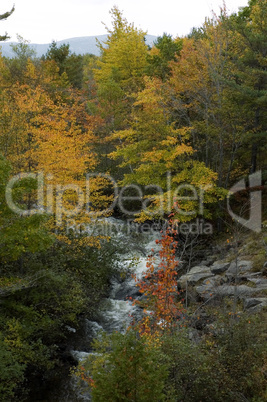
<box><xmin>228</xmin><ymin>0</ymin><xmax>267</xmax><ymax>174</ymax></box>
<box><xmin>0</xmin><ymin>5</ymin><xmax>15</xmax><ymax>41</ymax></box>
<box><xmin>45</xmin><ymin>41</ymin><xmax>84</xmax><ymax>88</ymax></box>
<box><xmin>146</xmin><ymin>33</ymin><xmax>182</xmax><ymax>80</ymax></box>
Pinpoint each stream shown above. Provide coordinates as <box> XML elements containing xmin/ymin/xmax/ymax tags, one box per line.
<box><xmin>59</xmin><ymin>218</ymin><xmax>162</xmax><ymax>401</ymax></box>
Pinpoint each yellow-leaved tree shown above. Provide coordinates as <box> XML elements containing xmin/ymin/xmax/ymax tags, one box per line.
<box><xmin>92</xmin><ymin>5</ymin><xmax>149</xmax><ymax>176</ymax></box>
<box><xmin>0</xmin><ymin>59</ymin><xmax>113</xmax><ymax>245</ymax></box>
<box><xmin>109</xmin><ymin>76</ymin><xmax>225</xmax><ymax>222</ymax></box>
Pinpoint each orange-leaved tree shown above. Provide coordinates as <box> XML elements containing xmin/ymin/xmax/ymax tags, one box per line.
<box><xmin>133</xmin><ymin>227</ymin><xmax>184</xmax><ymax>338</ymax></box>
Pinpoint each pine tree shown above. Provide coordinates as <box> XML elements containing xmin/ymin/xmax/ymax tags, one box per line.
<box><xmin>0</xmin><ymin>5</ymin><xmax>15</xmax><ymax>41</ymax></box>
<box><xmin>228</xmin><ymin>0</ymin><xmax>267</xmax><ymax>174</ymax></box>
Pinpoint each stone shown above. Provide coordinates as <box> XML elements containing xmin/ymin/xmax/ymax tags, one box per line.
<box><xmin>199</xmin><ymin>260</ymin><xmax>210</xmax><ymax>266</ymax></box>
<box><xmin>246</xmin><ymin>272</ymin><xmax>263</xmax><ymax>278</ymax></box>
<box><xmin>65</xmin><ymin>325</ymin><xmax>76</xmax><ymax>333</ymax></box>
<box><xmin>114</xmin><ymin>285</ymin><xmax>141</xmax><ymax>300</ymax></box>
<box><xmin>195</xmin><ymin>276</ymin><xmax>224</xmax><ymax>299</ymax></box>
<box><xmin>216</xmin><ymin>285</ymin><xmax>257</xmax><ymax>298</ymax></box>
<box><xmin>210</xmin><ymin>262</ymin><xmax>230</xmax><ymax>275</ymax></box>
<box><xmin>206</xmin><ymin>255</ymin><xmax>217</xmax><ymax>265</ymax></box>
<box><xmin>70</xmin><ymin>350</ymin><xmax>91</xmax><ymax>362</ymax></box>
<box><xmin>243</xmin><ymin>297</ymin><xmax>267</xmax><ymax>312</ymax></box>
<box><xmin>188</xmin><ymin>328</ymin><xmax>201</xmax><ymax>343</ymax></box>
<box><xmin>178</xmin><ymin>265</ymin><xmax>213</xmax><ymax>288</ymax></box>
<box><xmin>247</xmin><ymin>276</ymin><xmax>267</xmax><ymax>291</ymax></box>
<box><xmin>226</xmin><ymin>260</ymin><xmax>253</xmax><ymax>279</ymax></box>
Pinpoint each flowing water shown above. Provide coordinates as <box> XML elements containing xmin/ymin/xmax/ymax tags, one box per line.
<box><xmin>59</xmin><ymin>219</ymin><xmax>162</xmax><ymax>401</ymax></box>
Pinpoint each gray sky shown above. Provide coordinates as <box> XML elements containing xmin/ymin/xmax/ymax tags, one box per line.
<box><xmin>1</xmin><ymin>0</ymin><xmax>248</xmax><ymax>44</ymax></box>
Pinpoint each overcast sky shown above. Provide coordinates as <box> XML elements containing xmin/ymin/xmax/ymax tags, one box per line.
<box><xmin>1</xmin><ymin>0</ymin><xmax>248</xmax><ymax>44</ymax></box>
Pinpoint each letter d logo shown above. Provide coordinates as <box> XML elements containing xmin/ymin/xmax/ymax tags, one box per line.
<box><xmin>227</xmin><ymin>171</ymin><xmax>262</xmax><ymax>233</ymax></box>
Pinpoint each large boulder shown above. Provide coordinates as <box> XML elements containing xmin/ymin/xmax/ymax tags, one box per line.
<box><xmin>195</xmin><ymin>276</ymin><xmax>224</xmax><ymax>300</ymax></box>
<box><xmin>196</xmin><ymin>283</ymin><xmax>257</xmax><ymax>301</ymax></box>
<box><xmin>114</xmin><ymin>284</ymin><xmax>141</xmax><ymax>300</ymax></box>
<box><xmin>226</xmin><ymin>260</ymin><xmax>253</xmax><ymax>280</ymax></box>
<box><xmin>247</xmin><ymin>276</ymin><xmax>267</xmax><ymax>291</ymax></box>
<box><xmin>178</xmin><ymin>266</ymin><xmax>213</xmax><ymax>288</ymax></box>
<box><xmin>243</xmin><ymin>297</ymin><xmax>267</xmax><ymax>313</ymax></box>
<box><xmin>210</xmin><ymin>262</ymin><xmax>230</xmax><ymax>275</ymax></box>
<box><xmin>216</xmin><ymin>284</ymin><xmax>257</xmax><ymax>298</ymax></box>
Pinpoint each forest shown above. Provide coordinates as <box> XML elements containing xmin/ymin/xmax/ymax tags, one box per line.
<box><xmin>0</xmin><ymin>1</ymin><xmax>266</xmax><ymax>400</ymax></box>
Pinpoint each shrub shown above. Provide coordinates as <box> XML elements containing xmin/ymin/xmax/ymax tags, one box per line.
<box><xmin>75</xmin><ymin>329</ymin><xmax>169</xmax><ymax>401</ymax></box>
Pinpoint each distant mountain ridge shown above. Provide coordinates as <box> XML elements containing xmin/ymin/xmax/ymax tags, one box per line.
<box><xmin>0</xmin><ymin>34</ymin><xmax>158</xmax><ymax>58</ymax></box>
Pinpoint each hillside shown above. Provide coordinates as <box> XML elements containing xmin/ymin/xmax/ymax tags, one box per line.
<box><xmin>0</xmin><ymin>3</ymin><xmax>266</xmax><ymax>401</ymax></box>
<box><xmin>0</xmin><ymin>34</ymin><xmax>158</xmax><ymax>58</ymax></box>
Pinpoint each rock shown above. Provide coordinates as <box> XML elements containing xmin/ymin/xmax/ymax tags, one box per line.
<box><xmin>246</xmin><ymin>272</ymin><xmax>263</xmax><ymax>278</ymax></box>
<box><xmin>211</xmin><ymin>262</ymin><xmax>230</xmax><ymax>275</ymax></box>
<box><xmin>196</xmin><ymin>284</ymin><xmax>256</xmax><ymax>300</ymax></box>
<box><xmin>247</xmin><ymin>276</ymin><xmax>267</xmax><ymax>291</ymax></box>
<box><xmin>65</xmin><ymin>325</ymin><xmax>76</xmax><ymax>333</ymax></box>
<box><xmin>226</xmin><ymin>260</ymin><xmax>253</xmax><ymax>279</ymax></box>
<box><xmin>199</xmin><ymin>255</ymin><xmax>217</xmax><ymax>266</ymax></box>
<box><xmin>195</xmin><ymin>284</ymin><xmax>213</xmax><ymax>299</ymax></box>
<box><xmin>216</xmin><ymin>285</ymin><xmax>257</xmax><ymax>298</ymax></box>
<box><xmin>85</xmin><ymin>320</ymin><xmax>104</xmax><ymax>340</ymax></box>
<box><xmin>243</xmin><ymin>297</ymin><xmax>267</xmax><ymax>312</ymax></box>
<box><xmin>178</xmin><ymin>266</ymin><xmax>213</xmax><ymax>288</ymax></box>
<box><xmin>196</xmin><ymin>276</ymin><xmax>224</xmax><ymax>299</ymax></box>
<box><xmin>206</xmin><ymin>255</ymin><xmax>217</xmax><ymax>265</ymax></box>
<box><xmin>70</xmin><ymin>350</ymin><xmax>91</xmax><ymax>362</ymax></box>
<box><xmin>188</xmin><ymin>328</ymin><xmax>201</xmax><ymax>343</ymax></box>
<box><xmin>199</xmin><ymin>260</ymin><xmax>210</xmax><ymax>266</ymax></box>
<box><xmin>114</xmin><ymin>285</ymin><xmax>141</xmax><ymax>300</ymax></box>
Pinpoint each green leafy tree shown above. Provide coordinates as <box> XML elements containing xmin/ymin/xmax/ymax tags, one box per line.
<box><xmin>169</xmin><ymin>2</ymin><xmax>266</xmax><ymax>189</ymax></box>
<box><xmin>3</xmin><ymin>35</ymin><xmax>37</xmax><ymax>83</ymax></box>
<box><xmin>0</xmin><ymin>335</ymin><xmax>25</xmax><ymax>401</ymax></box>
<box><xmin>0</xmin><ymin>154</ymin><xmax>53</xmax><ymax>266</ymax></box>
<box><xmin>76</xmin><ymin>330</ymin><xmax>168</xmax><ymax>401</ymax></box>
<box><xmin>169</xmin><ymin>16</ymin><xmax>239</xmax><ymax>189</ymax></box>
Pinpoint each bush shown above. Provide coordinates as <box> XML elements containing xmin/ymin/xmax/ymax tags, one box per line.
<box><xmin>75</xmin><ymin>329</ymin><xmax>169</xmax><ymax>401</ymax></box>
<box><xmin>161</xmin><ymin>329</ymin><xmax>226</xmax><ymax>401</ymax></box>
<box><xmin>0</xmin><ymin>336</ymin><xmax>25</xmax><ymax>401</ymax></box>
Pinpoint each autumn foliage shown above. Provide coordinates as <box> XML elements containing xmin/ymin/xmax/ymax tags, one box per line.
<box><xmin>1</xmin><ymin>1</ymin><xmax>267</xmax><ymax>400</ymax></box>
<box><xmin>132</xmin><ymin>228</ymin><xmax>184</xmax><ymax>337</ymax></box>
